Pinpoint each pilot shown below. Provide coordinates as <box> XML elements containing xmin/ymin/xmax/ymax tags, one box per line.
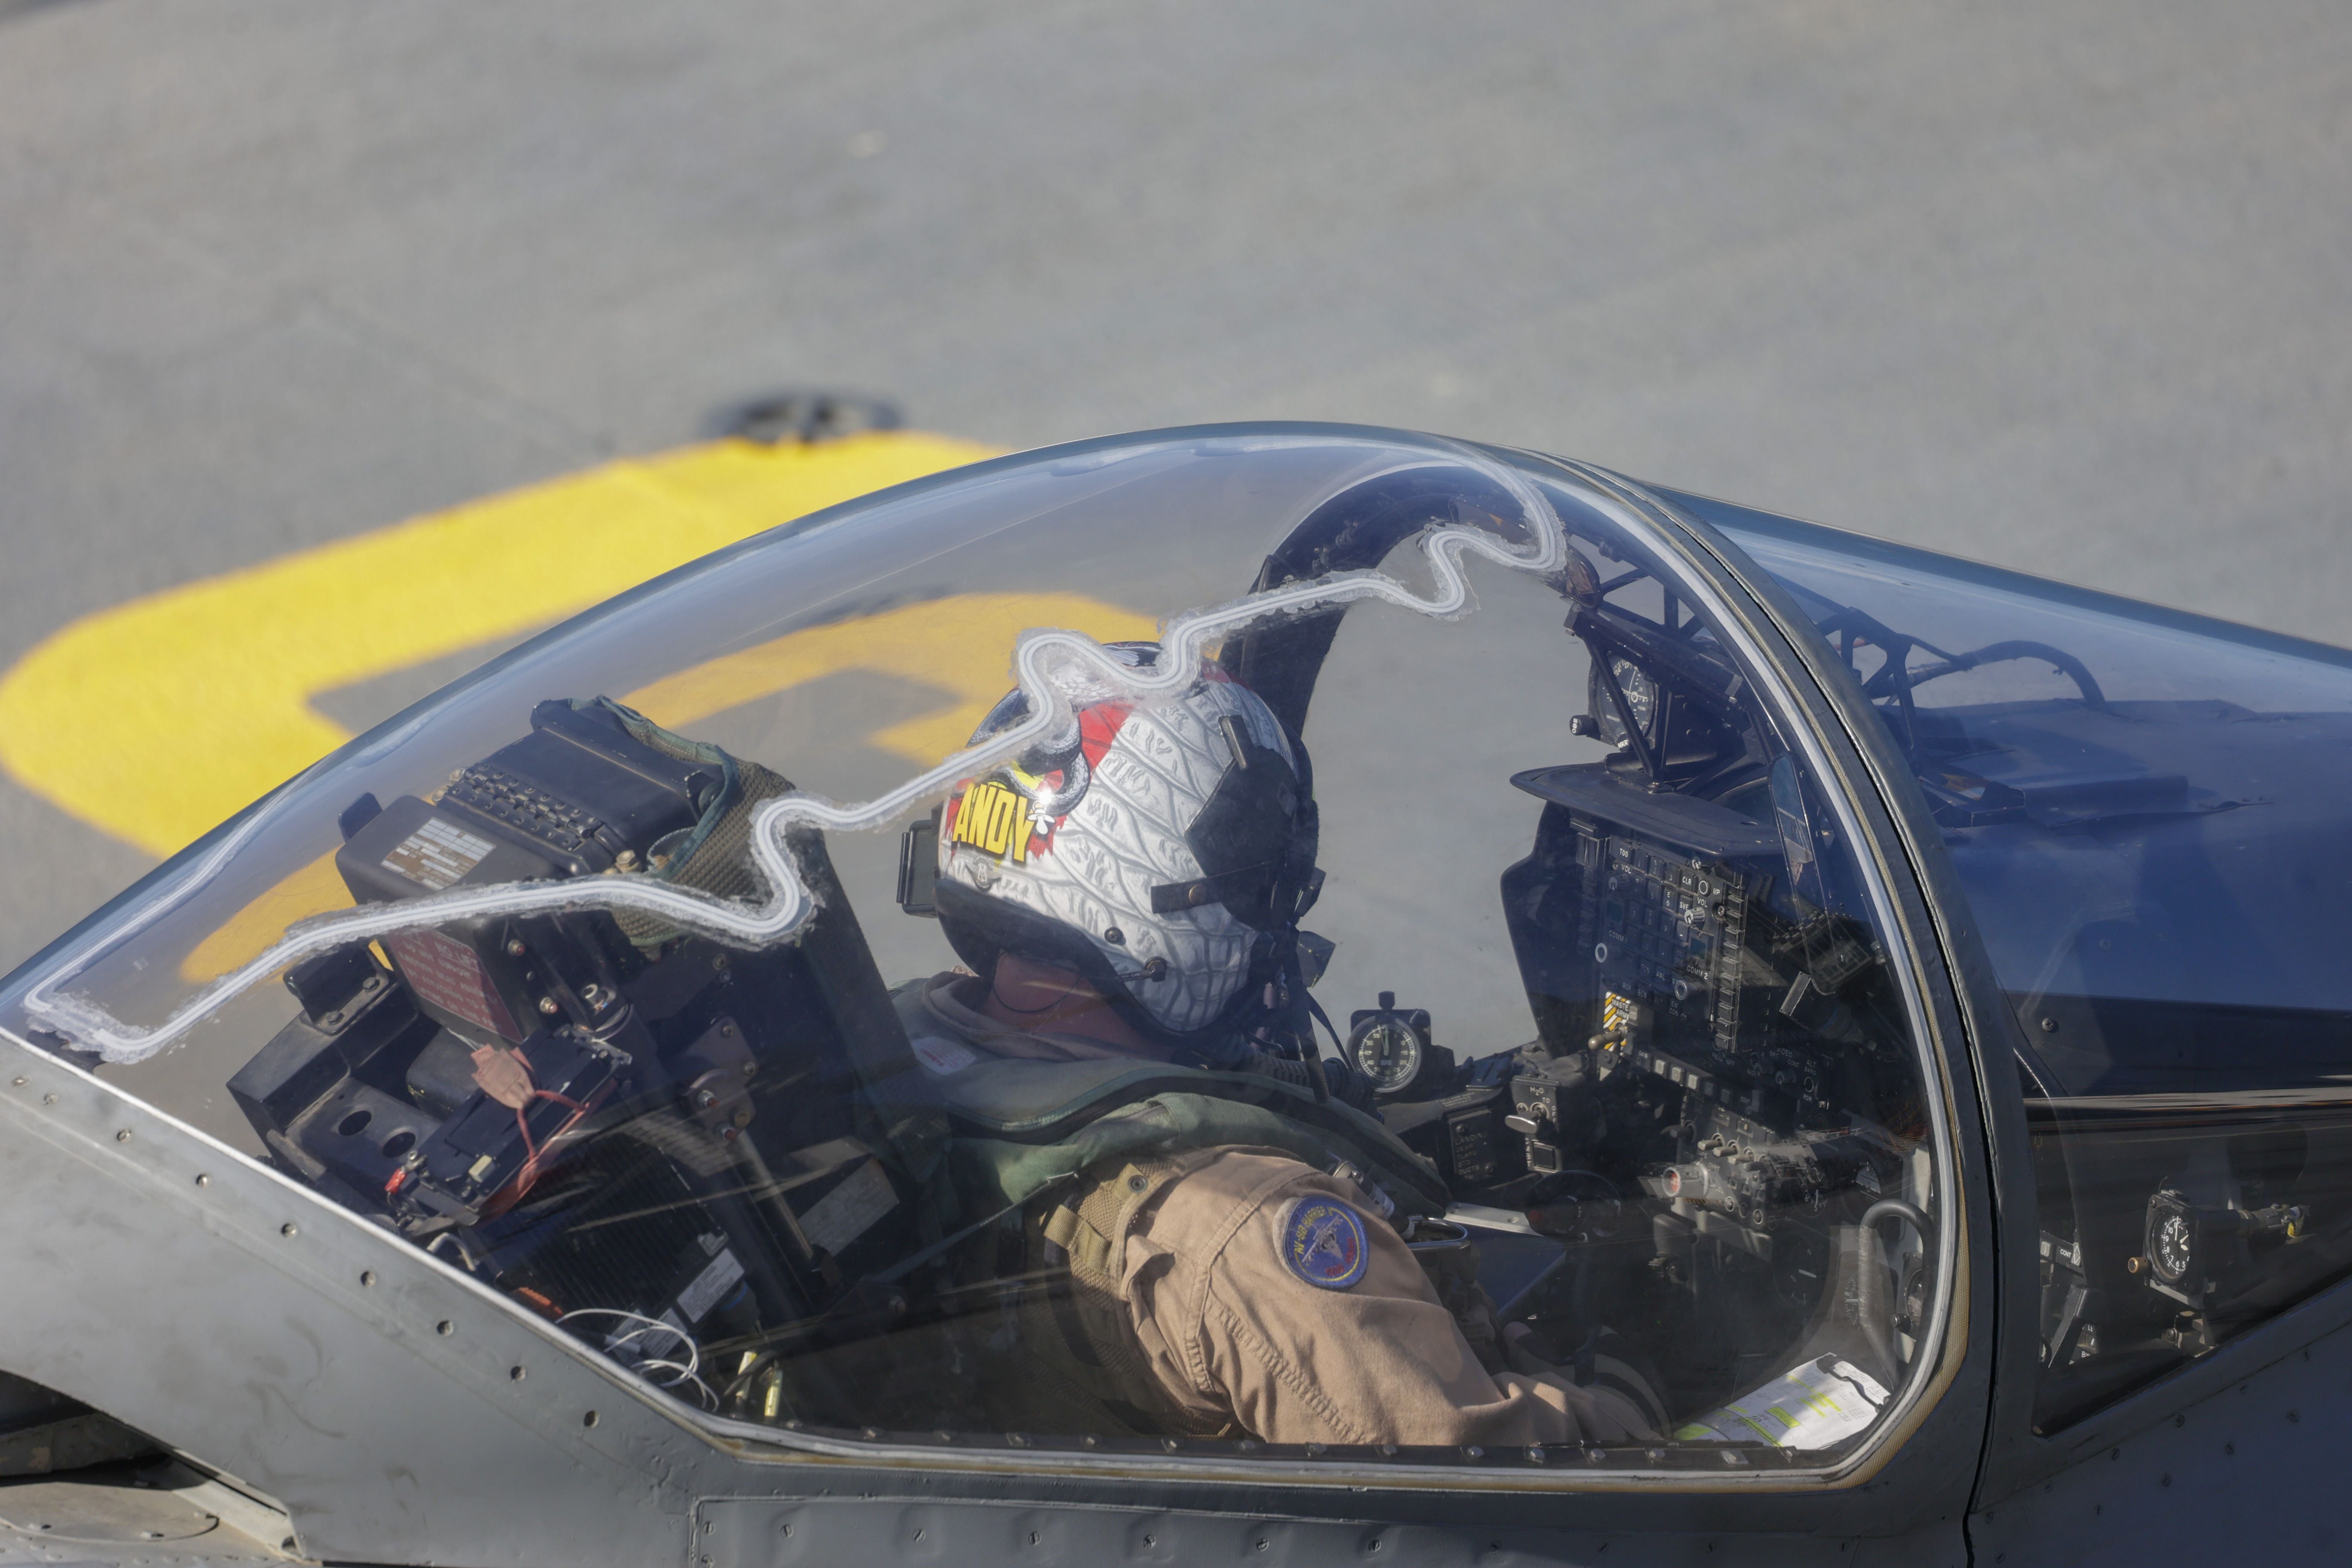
<box><xmin>895</xmin><ymin>645</ymin><xmax>1663</xmax><ymax>1448</ymax></box>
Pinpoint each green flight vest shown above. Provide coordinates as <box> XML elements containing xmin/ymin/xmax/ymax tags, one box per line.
<box><xmin>889</xmin><ymin>982</ymin><xmax>1452</xmax><ymax>1436</ymax></box>
<box><xmin>892</xmin><ymin>982</ymin><xmax>1448</xmax><ymax>1220</ymax></box>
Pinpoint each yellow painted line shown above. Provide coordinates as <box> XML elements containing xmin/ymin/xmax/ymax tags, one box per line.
<box><xmin>178</xmin><ymin>591</ymin><xmax>1158</xmax><ymax>981</ymax></box>
<box><xmin>180</xmin><ymin>855</ymin><xmax>360</xmax><ymax>984</ymax></box>
<box><xmin>0</xmin><ymin>431</ymin><xmax>1001</xmax><ymax>858</ymax></box>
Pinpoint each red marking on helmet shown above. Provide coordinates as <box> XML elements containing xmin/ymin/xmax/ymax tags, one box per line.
<box><xmin>1078</xmin><ymin>703</ymin><xmax>1133</xmax><ymax>769</ymax></box>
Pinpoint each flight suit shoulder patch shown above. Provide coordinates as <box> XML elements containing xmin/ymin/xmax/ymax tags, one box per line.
<box><xmin>1277</xmin><ymin>1193</ymin><xmax>1369</xmax><ymax>1290</ymax></box>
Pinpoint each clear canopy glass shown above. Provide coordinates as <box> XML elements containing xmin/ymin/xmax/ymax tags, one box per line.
<box><xmin>1</xmin><ymin>429</ymin><xmax>1950</xmax><ymax>1471</ymax></box>
<box><xmin>1703</xmin><ymin>500</ymin><xmax>2352</xmax><ymax>1431</ymax></box>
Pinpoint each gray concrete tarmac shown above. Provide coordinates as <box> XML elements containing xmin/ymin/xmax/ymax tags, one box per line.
<box><xmin>3</xmin><ymin>0</ymin><xmax>2349</xmax><ymax>969</ymax></box>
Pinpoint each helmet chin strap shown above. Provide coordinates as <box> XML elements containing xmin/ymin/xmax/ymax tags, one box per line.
<box><xmin>1216</xmin><ymin>895</ymin><xmax>1338</xmax><ymax>1102</ymax></box>
<box><xmin>1281</xmin><ymin>947</ymin><xmax>1336</xmax><ymax>1102</ymax></box>
<box><xmin>1221</xmin><ymin>714</ymin><xmax>1327</xmax><ymax>1064</ymax></box>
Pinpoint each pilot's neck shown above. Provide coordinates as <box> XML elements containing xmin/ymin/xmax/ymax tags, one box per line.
<box><xmin>979</xmin><ymin>953</ymin><xmax>1160</xmax><ymax>1054</ymax></box>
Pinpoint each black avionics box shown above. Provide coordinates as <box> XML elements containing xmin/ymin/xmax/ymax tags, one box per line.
<box><xmin>336</xmin><ymin>700</ymin><xmax>720</xmax><ymax>1043</ymax></box>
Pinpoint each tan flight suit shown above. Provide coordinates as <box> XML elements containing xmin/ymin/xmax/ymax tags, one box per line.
<box><xmin>1117</xmin><ymin>1148</ymin><xmax>1653</xmax><ymax>1446</ymax></box>
<box><xmin>913</xmin><ymin>975</ymin><xmax>1657</xmax><ymax>1449</ymax></box>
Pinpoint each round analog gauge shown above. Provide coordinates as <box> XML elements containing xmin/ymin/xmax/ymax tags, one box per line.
<box><xmin>1351</xmin><ymin>1020</ymin><xmax>1424</xmax><ymax>1095</ymax></box>
<box><xmin>1587</xmin><ymin>657</ymin><xmax>1660</xmax><ymax>747</ymax></box>
<box><xmin>1611</xmin><ymin>658</ymin><xmax>1658</xmax><ymax>732</ymax></box>
<box><xmin>2151</xmin><ymin>1209</ymin><xmax>2195</xmax><ymax>1284</ymax></box>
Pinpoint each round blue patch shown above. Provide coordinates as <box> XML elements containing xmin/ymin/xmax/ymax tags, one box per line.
<box><xmin>1279</xmin><ymin>1195</ymin><xmax>1369</xmax><ymax>1290</ymax></box>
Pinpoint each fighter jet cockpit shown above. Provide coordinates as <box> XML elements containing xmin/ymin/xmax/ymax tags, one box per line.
<box><xmin>0</xmin><ymin>430</ymin><xmax>1958</xmax><ymax>1478</ymax></box>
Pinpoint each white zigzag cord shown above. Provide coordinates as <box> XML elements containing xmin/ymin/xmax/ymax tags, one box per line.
<box><xmin>30</xmin><ymin>441</ymin><xmax>1584</xmax><ymax>1064</ymax></box>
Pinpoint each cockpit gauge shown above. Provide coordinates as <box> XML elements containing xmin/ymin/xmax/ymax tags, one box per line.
<box><xmin>1347</xmin><ymin>993</ymin><xmax>1445</xmax><ymax>1099</ymax></box>
<box><xmin>2148</xmin><ymin>1197</ymin><xmax>2199</xmax><ymax>1290</ymax></box>
<box><xmin>1354</xmin><ymin>1020</ymin><xmax>1420</xmax><ymax>1091</ymax></box>
<box><xmin>1589</xmin><ymin>656</ymin><xmax>1660</xmax><ymax>749</ymax></box>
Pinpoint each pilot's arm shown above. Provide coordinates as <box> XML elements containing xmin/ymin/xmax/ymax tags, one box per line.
<box><xmin>1119</xmin><ymin>1150</ymin><xmax>1658</xmax><ymax>1448</ymax></box>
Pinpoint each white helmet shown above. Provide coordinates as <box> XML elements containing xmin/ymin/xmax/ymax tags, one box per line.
<box><xmin>933</xmin><ymin>644</ymin><xmax>1320</xmax><ymax>1049</ymax></box>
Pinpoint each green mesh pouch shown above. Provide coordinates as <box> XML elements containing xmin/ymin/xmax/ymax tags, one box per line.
<box><xmin>568</xmin><ymin>696</ymin><xmax>798</xmax><ymax>951</ymax></box>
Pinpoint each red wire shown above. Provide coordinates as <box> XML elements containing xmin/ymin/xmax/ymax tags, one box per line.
<box><xmin>501</xmin><ymin>1051</ymin><xmax>595</xmax><ymax>1200</ymax></box>
<box><xmin>511</xmin><ymin>1090</ymin><xmax>597</xmax><ymax>1199</ymax></box>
